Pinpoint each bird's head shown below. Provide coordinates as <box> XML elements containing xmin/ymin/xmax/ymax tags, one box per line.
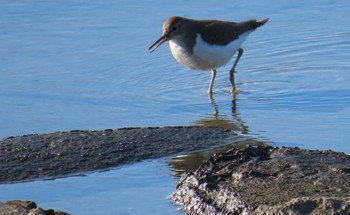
<box><xmin>149</xmin><ymin>16</ymin><xmax>186</xmax><ymax>53</ymax></box>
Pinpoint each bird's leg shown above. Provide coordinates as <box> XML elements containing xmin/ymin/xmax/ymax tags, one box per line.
<box><xmin>229</xmin><ymin>67</ymin><xmax>236</xmax><ymax>92</ymax></box>
<box><xmin>229</xmin><ymin>48</ymin><xmax>244</xmax><ymax>92</ymax></box>
<box><xmin>208</xmin><ymin>69</ymin><xmax>217</xmax><ymax>94</ymax></box>
<box><xmin>209</xmin><ymin>93</ymin><xmax>219</xmax><ymax>116</ymax></box>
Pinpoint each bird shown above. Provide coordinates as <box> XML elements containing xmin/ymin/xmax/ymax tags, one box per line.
<box><xmin>149</xmin><ymin>16</ymin><xmax>269</xmax><ymax>94</ymax></box>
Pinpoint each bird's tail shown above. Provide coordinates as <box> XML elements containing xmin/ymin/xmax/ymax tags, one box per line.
<box><xmin>250</xmin><ymin>18</ymin><xmax>269</xmax><ymax>30</ymax></box>
<box><xmin>237</xmin><ymin>18</ymin><xmax>269</xmax><ymax>34</ymax></box>
<box><xmin>257</xmin><ymin>18</ymin><xmax>269</xmax><ymax>27</ymax></box>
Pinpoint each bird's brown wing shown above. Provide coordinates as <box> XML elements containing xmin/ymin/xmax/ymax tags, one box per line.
<box><xmin>200</xmin><ymin>19</ymin><xmax>267</xmax><ymax>45</ymax></box>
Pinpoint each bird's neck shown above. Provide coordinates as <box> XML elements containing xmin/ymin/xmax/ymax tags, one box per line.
<box><xmin>170</xmin><ymin>22</ymin><xmax>200</xmax><ymax>55</ymax></box>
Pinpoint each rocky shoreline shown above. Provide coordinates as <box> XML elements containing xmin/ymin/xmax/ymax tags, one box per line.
<box><xmin>173</xmin><ymin>145</ymin><xmax>350</xmax><ymax>214</ymax></box>
<box><xmin>0</xmin><ymin>126</ymin><xmax>239</xmax><ymax>183</ymax></box>
<box><xmin>0</xmin><ymin>200</ymin><xmax>70</xmax><ymax>215</ymax></box>
<box><xmin>1</xmin><ymin>126</ymin><xmax>349</xmax><ymax>214</ymax></box>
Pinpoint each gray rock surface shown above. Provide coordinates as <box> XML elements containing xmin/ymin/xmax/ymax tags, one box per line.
<box><xmin>0</xmin><ymin>126</ymin><xmax>239</xmax><ymax>182</ymax></box>
<box><xmin>2</xmin><ymin>126</ymin><xmax>349</xmax><ymax>214</ymax></box>
<box><xmin>0</xmin><ymin>200</ymin><xmax>70</xmax><ymax>215</ymax></box>
<box><xmin>172</xmin><ymin>145</ymin><xmax>350</xmax><ymax>214</ymax></box>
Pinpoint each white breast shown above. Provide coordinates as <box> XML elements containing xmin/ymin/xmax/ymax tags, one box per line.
<box><xmin>169</xmin><ymin>32</ymin><xmax>250</xmax><ymax>71</ymax></box>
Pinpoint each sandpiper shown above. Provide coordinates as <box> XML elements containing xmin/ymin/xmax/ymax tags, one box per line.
<box><xmin>149</xmin><ymin>16</ymin><xmax>269</xmax><ymax>94</ymax></box>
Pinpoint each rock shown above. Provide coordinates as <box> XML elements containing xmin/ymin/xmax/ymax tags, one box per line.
<box><xmin>0</xmin><ymin>200</ymin><xmax>70</xmax><ymax>215</ymax></box>
<box><xmin>172</xmin><ymin>145</ymin><xmax>350</xmax><ymax>214</ymax></box>
<box><xmin>0</xmin><ymin>126</ymin><xmax>240</xmax><ymax>182</ymax></box>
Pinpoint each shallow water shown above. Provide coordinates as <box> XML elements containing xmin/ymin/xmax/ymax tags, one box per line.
<box><xmin>1</xmin><ymin>0</ymin><xmax>350</xmax><ymax>214</ymax></box>
<box><xmin>0</xmin><ymin>159</ymin><xmax>181</xmax><ymax>215</ymax></box>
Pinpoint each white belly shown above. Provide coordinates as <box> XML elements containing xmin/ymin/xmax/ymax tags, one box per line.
<box><xmin>169</xmin><ymin>32</ymin><xmax>249</xmax><ymax>70</ymax></box>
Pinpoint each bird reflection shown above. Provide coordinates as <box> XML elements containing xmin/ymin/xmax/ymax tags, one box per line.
<box><xmin>196</xmin><ymin>92</ymin><xmax>249</xmax><ymax>133</ymax></box>
<box><xmin>169</xmin><ymin>92</ymin><xmax>253</xmax><ymax>177</ymax></box>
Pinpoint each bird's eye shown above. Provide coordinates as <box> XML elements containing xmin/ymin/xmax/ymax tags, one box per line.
<box><xmin>172</xmin><ymin>26</ymin><xmax>178</xmax><ymax>31</ymax></box>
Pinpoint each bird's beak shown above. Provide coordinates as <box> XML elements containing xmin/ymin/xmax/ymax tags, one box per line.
<box><xmin>149</xmin><ymin>34</ymin><xmax>168</xmax><ymax>53</ymax></box>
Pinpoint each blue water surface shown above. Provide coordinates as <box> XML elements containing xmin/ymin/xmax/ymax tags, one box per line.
<box><xmin>0</xmin><ymin>0</ymin><xmax>349</xmax><ymax>214</ymax></box>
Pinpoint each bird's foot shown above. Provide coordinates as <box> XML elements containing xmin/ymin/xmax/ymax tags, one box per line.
<box><xmin>207</xmin><ymin>90</ymin><xmax>213</xmax><ymax>95</ymax></box>
<box><xmin>230</xmin><ymin>88</ymin><xmax>239</xmax><ymax>94</ymax></box>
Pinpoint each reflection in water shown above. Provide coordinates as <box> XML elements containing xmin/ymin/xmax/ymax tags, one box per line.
<box><xmin>195</xmin><ymin>93</ymin><xmax>249</xmax><ymax>134</ymax></box>
<box><xmin>173</xmin><ymin>93</ymin><xmax>257</xmax><ymax>177</ymax></box>
<box><xmin>1</xmin><ymin>1</ymin><xmax>349</xmax><ymax>215</ymax></box>
<box><xmin>169</xmin><ymin>138</ymin><xmax>265</xmax><ymax>177</ymax></box>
